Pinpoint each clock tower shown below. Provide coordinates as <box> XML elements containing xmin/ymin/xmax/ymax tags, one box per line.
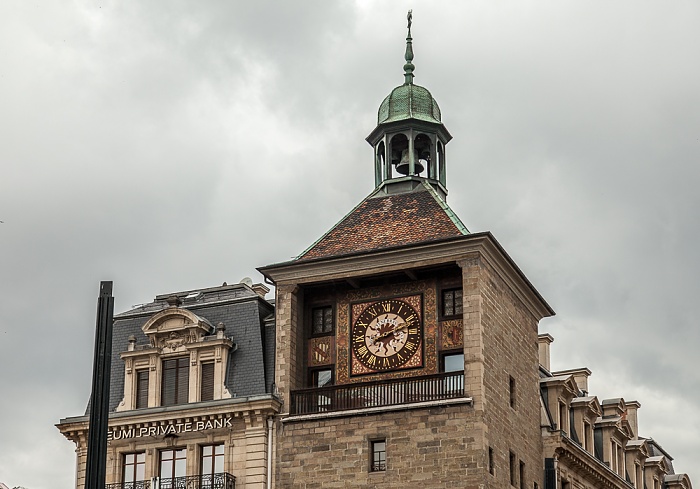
<box><xmin>259</xmin><ymin>12</ymin><xmax>554</xmax><ymax>489</ymax></box>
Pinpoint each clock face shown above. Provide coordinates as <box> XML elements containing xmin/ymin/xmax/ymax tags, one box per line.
<box><xmin>351</xmin><ymin>298</ymin><xmax>422</xmax><ymax>372</ymax></box>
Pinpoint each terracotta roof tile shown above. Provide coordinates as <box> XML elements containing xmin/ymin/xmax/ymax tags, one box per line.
<box><xmin>298</xmin><ymin>184</ymin><xmax>467</xmax><ymax>261</ymax></box>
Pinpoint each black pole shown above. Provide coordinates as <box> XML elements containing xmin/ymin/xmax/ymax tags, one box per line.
<box><xmin>85</xmin><ymin>281</ymin><xmax>114</xmax><ymax>489</ymax></box>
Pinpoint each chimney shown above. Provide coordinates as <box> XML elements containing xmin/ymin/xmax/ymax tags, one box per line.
<box><xmin>625</xmin><ymin>400</ymin><xmax>641</xmax><ymax>439</ymax></box>
<box><xmin>601</xmin><ymin>398</ymin><xmax>625</xmax><ymax>418</ymax></box>
<box><xmin>252</xmin><ymin>283</ymin><xmax>270</xmax><ymax>299</ymax></box>
<box><xmin>551</xmin><ymin>367</ymin><xmax>592</xmax><ymax>396</ymax></box>
<box><xmin>538</xmin><ymin>333</ymin><xmax>554</xmax><ymax>371</ymax></box>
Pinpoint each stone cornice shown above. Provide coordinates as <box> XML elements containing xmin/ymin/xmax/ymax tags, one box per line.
<box><xmin>57</xmin><ymin>396</ymin><xmax>281</xmax><ymax>441</ymax></box>
<box><xmin>259</xmin><ymin>232</ymin><xmax>554</xmax><ymax>321</ymax></box>
<box><xmin>554</xmin><ymin>434</ymin><xmax>634</xmax><ymax>489</ymax></box>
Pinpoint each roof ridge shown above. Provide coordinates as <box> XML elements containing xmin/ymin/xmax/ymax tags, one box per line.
<box><xmin>419</xmin><ymin>180</ymin><xmax>469</xmax><ymax>234</ymax></box>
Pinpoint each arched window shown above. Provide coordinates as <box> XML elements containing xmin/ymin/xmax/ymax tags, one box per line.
<box><xmin>414</xmin><ymin>134</ymin><xmax>432</xmax><ymax>177</ymax></box>
<box><xmin>390</xmin><ymin>133</ymin><xmax>409</xmax><ymax>175</ymax></box>
<box><xmin>437</xmin><ymin>141</ymin><xmax>445</xmax><ymax>184</ymax></box>
<box><xmin>376</xmin><ymin>141</ymin><xmax>386</xmax><ymax>184</ymax></box>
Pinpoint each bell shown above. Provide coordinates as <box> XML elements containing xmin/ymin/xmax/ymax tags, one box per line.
<box><xmin>395</xmin><ymin>149</ymin><xmax>425</xmax><ymax>176</ymax></box>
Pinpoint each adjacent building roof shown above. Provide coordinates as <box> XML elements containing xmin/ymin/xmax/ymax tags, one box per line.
<box><xmin>89</xmin><ymin>283</ymin><xmax>275</xmax><ymax>414</ymax></box>
<box><xmin>297</xmin><ymin>180</ymin><xmax>468</xmax><ymax>261</ymax></box>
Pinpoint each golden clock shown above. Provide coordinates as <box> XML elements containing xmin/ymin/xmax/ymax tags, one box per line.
<box><xmin>351</xmin><ymin>298</ymin><xmax>422</xmax><ymax>373</ymax></box>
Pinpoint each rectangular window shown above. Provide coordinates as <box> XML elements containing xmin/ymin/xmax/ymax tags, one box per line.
<box><xmin>519</xmin><ymin>461</ymin><xmax>525</xmax><ymax>489</ymax></box>
<box><xmin>441</xmin><ymin>353</ymin><xmax>465</xmax><ymax>395</ymax></box>
<box><xmin>311</xmin><ymin>368</ymin><xmax>334</xmax><ymax>411</ymax></box>
<box><xmin>441</xmin><ymin>288</ymin><xmax>463</xmax><ymax>317</ymax></box>
<box><xmin>509</xmin><ymin>451</ymin><xmax>516</xmax><ymax>486</ymax></box>
<box><xmin>635</xmin><ymin>462</ymin><xmax>642</xmax><ymax>488</ymax></box>
<box><xmin>610</xmin><ymin>441</ymin><xmax>618</xmax><ymax>473</ymax></box>
<box><xmin>161</xmin><ymin>357</ymin><xmax>189</xmax><ymax>406</ymax></box>
<box><xmin>488</xmin><ymin>446</ymin><xmax>494</xmax><ymax>475</ymax></box>
<box><xmin>123</xmin><ymin>452</ymin><xmax>145</xmax><ymax>485</ymax></box>
<box><xmin>201</xmin><ymin>444</ymin><xmax>224</xmax><ymax>487</ymax></box>
<box><xmin>200</xmin><ymin>362</ymin><xmax>215</xmax><ymax>402</ymax></box>
<box><xmin>371</xmin><ymin>440</ymin><xmax>386</xmax><ymax>472</ymax></box>
<box><xmin>559</xmin><ymin>402</ymin><xmax>567</xmax><ymax>434</ymax></box>
<box><xmin>135</xmin><ymin>370</ymin><xmax>149</xmax><ymax>409</ymax></box>
<box><xmin>312</xmin><ymin>368</ymin><xmax>334</xmax><ymax>388</ymax></box>
<box><xmin>160</xmin><ymin>448</ymin><xmax>186</xmax><ymax>487</ymax></box>
<box><xmin>312</xmin><ymin>306</ymin><xmax>334</xmax><ymax>335</ymax></box>
<box><xmin>442</xmin><ymin>353</ymin><xmax>464</xmax><ymax>372</ymax></box>
<box><xmin>509</xmin><ymin>376</ymin><xmax>516</xmax><ymax>409</ymax></box>
<box><xmin>561</xmin><ymin>480</ymin><xmax>570</xmax><ymax>489</ymax></box>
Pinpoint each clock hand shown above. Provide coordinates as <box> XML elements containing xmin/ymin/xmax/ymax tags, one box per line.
<box><xmin>369</xmin><ymin>321</ymin><xmax>407</xmax><ymax>343</ymax></box>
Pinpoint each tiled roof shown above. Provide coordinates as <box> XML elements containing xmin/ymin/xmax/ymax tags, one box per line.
<box><xmin>298</xmin><ymin>181</ymin><xmax>468</xmax><ymax>261</ymax></box>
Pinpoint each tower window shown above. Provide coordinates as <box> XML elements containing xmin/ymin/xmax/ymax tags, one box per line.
<box><xmin>509</xmin><ymin>376</ymin><xmax>516</xmax><ymax>409</ymax></box>
<box><xmin>161</xmin><ymin>357</ymin><xmax>189</xmax><ymax>406</ymax></box>
<box><xmin>488</xmin><ymin>446</ymin><xmax>494</xmax><ymax>475</ymax></box>
<box><xmin>370</xmin><ymin>439</ymin><xmax>386</xmax><ymax>472</ymax></box>
<box><xmin>441</xmin><ymin>288</ymin><xmax>463</xmax><ymax>317</ymax></box>
<box><xmin>441</xmin><ymin>352</ymin><xmax>464</xmax><ymax>372</ymax></box>
<box><xmin>312</xmin><ymin>306</ymin><xmax>334</xmax><ymax>336</ymax></box>
<box><xmin>310</xmin><ymin>368</ymin><xmax>334</xmax><ymax>411</ymax></box>
<box><xmin>509</xmin><ymin>451</ymin><xmax>516</xmax><ymax>486</ymax></box>
<box><xmin>519</xmin><ymin>460</ymin><xmax>525</xmax><ymax>489</ymax></box>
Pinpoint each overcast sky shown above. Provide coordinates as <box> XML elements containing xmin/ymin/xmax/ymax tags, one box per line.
<box><xmin>1</xmin><ymin>1</ymin><xmax>699</xmax><ymax>487</ymax></box>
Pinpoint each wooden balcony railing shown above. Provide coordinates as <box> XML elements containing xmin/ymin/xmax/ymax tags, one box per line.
<box><xmin>290</xmin><ymin>370</ymin><xmax>465</xmax><ymax>415</ymax></box>
<box><xmin>106</xmin><ymin>473</ymin><xmax>235</xmax><ymax>489</ymax></box>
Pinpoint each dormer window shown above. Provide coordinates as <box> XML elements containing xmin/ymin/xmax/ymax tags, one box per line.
<box><xmin>117</xmin><ymin>307</ymin><xmax>234</xmax><ymax>412</ymax></box>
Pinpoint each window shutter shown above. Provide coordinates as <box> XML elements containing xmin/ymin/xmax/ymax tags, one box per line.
<box><xmin>135</xmin><ymin>370</ymin><xmax>149</xmax><ymax>409</ymax></box>
<box><xmin>161</xmin><ymin>357</ymin><xmax>189</xmax><ymax>406</ymax></box>
<box><xmin>176</xmin><ymin>357</ymin><xmax>189</xmax><ymax>404</ymax></box>
<box><xmin>200</xmin><ymin>362</ymin><xmax>215</xmax><ymax>401</ymax></box>
<box><xmin>161</xmin><ymin>359</ymin><xmax>177</xmax><ymax>406</ymax></box>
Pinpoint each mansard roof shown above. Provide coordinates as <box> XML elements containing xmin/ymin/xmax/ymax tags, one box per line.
<box><xmin>297</xmin><ymin>180</ymin><xmax>468</xmax><ymax>261</ymax></box>
<box><xmin>93</xmin><ymin>283</ymin><xmax>275</xmax><ymax>414</ymax></box>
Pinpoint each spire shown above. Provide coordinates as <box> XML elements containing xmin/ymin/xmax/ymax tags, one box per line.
<box><xmin>403</xmin><ymin>10</ymin><xmax>414</xmax><ymax>85</ymax></box>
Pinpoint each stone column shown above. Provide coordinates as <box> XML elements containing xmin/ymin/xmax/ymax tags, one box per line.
<box><xmin>274</xmin><ymin>283</ymin><xmax>302</xmax><ymax>413</ymax></box>
<box><xmin>458</xmin><ymin>254</ymin><xmax>485</xmax><ymax>412</ymax></box>
<box><xmin>243</xmin><ymin>411</ymin><xmax>268</xmax><ymax>488</ymax></box>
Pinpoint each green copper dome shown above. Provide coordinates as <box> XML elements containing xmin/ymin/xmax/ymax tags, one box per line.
<box><xmin>377</xmin><ymin>83</ymin><xmax>442</xmax><ymax>125</ymax></box>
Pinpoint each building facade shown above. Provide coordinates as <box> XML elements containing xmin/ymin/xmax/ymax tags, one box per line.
<box><xmin>58</xmin><ymin>15</ymin><xmax>693</xmax><ymax>489</ymax></box>
<box><xmin>58</xmin><ymin>282</ymin><xmax>279</xmax><ymax>489</ymax></box>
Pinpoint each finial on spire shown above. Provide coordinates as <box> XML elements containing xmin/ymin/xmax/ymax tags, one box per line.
<box><xmin>403</xmin><ymin>10</ymin><xmax>415</xmax><ymax>84</ymax></box>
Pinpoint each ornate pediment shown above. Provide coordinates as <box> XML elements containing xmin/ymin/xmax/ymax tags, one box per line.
<box><xmin>142</xmin><ymin>308</ymin><xmax>214</xmax><ymax>352</ymax></box>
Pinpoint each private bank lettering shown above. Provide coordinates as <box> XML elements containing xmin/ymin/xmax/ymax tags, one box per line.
<box><xmin>107</xmin><ymin>417</ymin><xmax>233</xmax><ymax>441</ymax></box>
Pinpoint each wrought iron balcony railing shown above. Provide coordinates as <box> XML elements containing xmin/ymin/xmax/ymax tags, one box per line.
<box><xmin>290</xmin><ymin>370</ymin><xmax>465</xmax><ymax>415</ymax></box>
<box><xmin>106</xmin><ymin>473</ymin><xmax>235</xmax><ymax>489</ymax></box>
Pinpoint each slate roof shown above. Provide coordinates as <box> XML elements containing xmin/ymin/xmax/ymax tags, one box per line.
<box><xmin>88</xmin><ymin>283</ymin><xmax>275</xmax><ymax>414</ymax></box>
<box><xmin>298</xmin><ymin>180</ymin><xmax>468</xmax><ymax>261</ymax></box>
